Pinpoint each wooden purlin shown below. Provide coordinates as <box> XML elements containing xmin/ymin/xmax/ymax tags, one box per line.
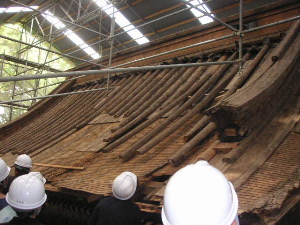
<box><xmin>170</xmin><ymin>122</ymin><xmax>217</xmax><ymax>164</ymax></box>
<box><xmin>118</xmin><ymin>68</ymin><xmax>179</xmax><ymax>118</ymax></box>
<box><xmin>183</xmin><ymin>115</ymin><xmax>211</xmax><ymax>142</ymax></box>
<box><xmin>169</xmin><ymin>49</ymin><xmax>255</xmax><ymax>164</ymax></box>
<box><xmin>154</xmin><ymin>60</ymin><xmax>208</xmax><ymax>111</ymax></box>
<box><xmin>92</xmin><ymin>75</ymin><xmax>133</xmax><ymax>112</ymax></box>
<box><xmin>147</xmin><ymin>137</ymin><xmax>220</xmax><ymax>204</ymax></box>
<box><xmin>109</xmin><ymin>69</ymin><xmax>165</xmax><ymax>117</ymax></box>
<box><xmin>119</xmin><ymin>68</ymin><xmax>190</xmax><ymax>126</ymax></box>
<box><xmin>109</xmin><ymin>66</ymin><xmax>193</xmax><ymax>133</ymax></box>
<box><xmin>115</xmin><ymin>54</ymin><xmax>230</xmax><ymax>160</ymax></box>
<box><xmin>116</xmin><ymin>67</ymin><xmax>183</xmax><ymax>124</ymax></box>
<box><xmin>245</xmin><ymin>20</ymin><xmax>300</xmax><ymax>87</ymax></box>
<box><xmin>222</xmin><ymin>44</ymin><xmax>270</xmax><ymax>99</ymax></box>
<box><xmin>104</xmin><ymin>74</ymin><xmax>142</xmax><ymax>113</ymax></box>
<box><xmin>155</xmin><ymin>56</ymin><xmax>219</xmax><ymax>112</ymax></box>
<box><xmin>134</xmin><ymin>52</ymin><xmax>238</xmax><ymax>157</ymax></box>
<box><xmin>101</xmin><ymin>58</ymin><xmax>213</xmax><ymax>151</ymax></box>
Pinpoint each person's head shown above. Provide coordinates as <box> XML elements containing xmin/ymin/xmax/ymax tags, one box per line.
<box><xmin>14</xmin><ymin>154</ymin><xmax>32</xmax><ymax>176</ymax></box>
<box><xmin>112</xmin><ymin>171</ymin><xmax>137</xmax><ymax>200</ymax></box>
<box><xmin>161</xmin><ymin>160</ymin><xmax>239</xmax><ymax>225</ymax></box>
<box><xmin>0</xmin><ymin>158</ymin><xmax>11</xmax><ymax>191</ymax></box>
<box><xmin>6</xmin><ymin>172</ymin><xmax>47</xmax><ymax>218</ymax></box>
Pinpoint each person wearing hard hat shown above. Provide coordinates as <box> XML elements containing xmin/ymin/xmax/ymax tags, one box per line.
<box><xmin>5</xmin><ymin>172</ymin><xmax>47</xmax><ymax>225</ymax></box>
<box><xmin>0</xmin><ymin>158</ymin><xmax>17</xmax><ymax>223</ymax></box>
<box><xmin>88</xmin><ymin>171</ymin><xmax>142</xmax><ymax>225</ymax></box>
<box><xmin>13</xmin><ymin>154</ymin><xmax>32</xmax><ymax>177</ymax></box>
<box><xmin>2</xmin><ymin>154</ymin><xmax>32</xmax><ymax>195</ymax></box>
<box><xmin>161</xmin><ymin>160</ymin><xmax>239</xmax><ymax>225</ymax></box>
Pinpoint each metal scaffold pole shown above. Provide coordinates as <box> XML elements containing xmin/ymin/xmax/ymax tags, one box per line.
<box><xmin>0</xmin><ymin>54</ymin><xmax>3</xmax><ymax>77</ymax></box>
<box><xmin>0</xmin><ymin>61</ymin><xmax>238</xmax><ymax>83</ymax></box>
<box><xmin>107</xmin><ymin>0</ymin><xmax>116</xmax><ymax>92</ymax></box>
<box><xmin>239</xmin><ymin>0</ymin><xmax>244</xmax><ymax>73</ymax></box>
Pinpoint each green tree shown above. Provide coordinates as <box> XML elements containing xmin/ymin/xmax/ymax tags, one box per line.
<box><xmin>0</xmin><ymin>24</ymin><xmax>74</xmax><ymax>124</ymax></box>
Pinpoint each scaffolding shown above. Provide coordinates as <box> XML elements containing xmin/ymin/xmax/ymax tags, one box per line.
<box><xmin>0</xmin><ymin>22</ymin><xmax>73</xmax><ymax>122</ymax></box>
<box><xmin>0</xmin><ymin>0</ymin><xmax>299</xmax><ymax>123</ymax></box>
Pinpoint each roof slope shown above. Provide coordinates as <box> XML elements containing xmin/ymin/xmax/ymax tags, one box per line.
<box><xmin>0</xmin><ymin>19</ymin><xmax>299</xmax><ymax>225</ymax></box>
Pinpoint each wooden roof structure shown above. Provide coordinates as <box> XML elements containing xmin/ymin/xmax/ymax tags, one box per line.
<box><xmin>0</xmin><ymin>1</ymin><xmax>299</xmax><ymax>224</ymax></box>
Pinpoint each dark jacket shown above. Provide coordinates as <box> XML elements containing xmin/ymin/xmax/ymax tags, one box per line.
<box><xmin>0</xmin><ymin>199</ymin><xmax>8</xmax><ymax>211</ymax></box>
<box><xmin>88</xmin><ymin>197</ymin><xmax>142</xmax><ymax>225</ymax></box>
<box><xmin>1</xmin><ymin>217</ymin><xmax>45</xmax><ymax>225</ymax></box>
<box><xmin>2</xmin><ymin>176</ymin><xmax>16</xmax><ymax>195</ymax></box>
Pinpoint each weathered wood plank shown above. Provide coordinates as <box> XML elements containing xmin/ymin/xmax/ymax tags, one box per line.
<box><xmin>224</xmin><ymin>93</ymin><xmax>300</xmax><ymax>189</ymax></box>
<box><xmin>34</xmin><ymin>163</ymin><xmax>85</xmax><ymax>170</ymax></box>
<box><xmin>209</xmin><ymin>22</ymin><xmax>300</xmax><ymax>145</ymax></box>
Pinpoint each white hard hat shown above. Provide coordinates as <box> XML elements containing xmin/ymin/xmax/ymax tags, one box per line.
<box><xmin>0</xmin><ymin>158</ymin><xmax>11</xmax><ymax>182</ymax></box>
<box><xmin>14</xmin><ymin>154</ymin><xmax>32</xmax><ymax>168</ymax></box>
<box><xmin>162</xmin><ymin>161</ymin><xmax>238</xmax><ymax>225</ymax></box>
<box><xmin>6</xmin><ymin>172</ymin><xmax>47</xmax><ymax>211</ymax></box>
<box><xmin>112</xmin><ymin>171</ymin><xmax>137</xmax><ymax>200</ymax></box>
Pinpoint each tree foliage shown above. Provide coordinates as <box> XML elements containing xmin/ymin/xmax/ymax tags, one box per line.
<box><xmin>0</xmin><ymin>24</ymin><xmax>74</xmax><ymax>124</ymax></box>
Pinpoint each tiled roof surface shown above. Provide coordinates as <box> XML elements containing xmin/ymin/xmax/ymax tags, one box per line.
<box><xmin>238</xmin><ymin>131</ymin><xmax>300</xmax><ymax>213</ymax></box>
<box><xmin>0</xmin><ymin>19</ymin><xmax>299</xmax><ymax>221</ymax></box>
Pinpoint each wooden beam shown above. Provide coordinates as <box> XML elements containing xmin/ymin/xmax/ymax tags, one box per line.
<box><xmin>170</xmin><ymin>122</ymin><xmax>216</xmax><ymax>164</ymax></box>
<box><xmin>210</xmin><ymin>20</ymin><xmax>300</xmax><ymax>150</ymax></box>
<box><xmin>34</xmin><ymin>163</ymin><xmax>85</xmax><ymax>170</ymax></box>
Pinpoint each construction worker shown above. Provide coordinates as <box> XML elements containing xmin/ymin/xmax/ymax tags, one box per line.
<box><xmin>161</xmin><ymin>160</ymin><xmax>239</xmax><ymax>225</ymax></box>
<box><xmin>0</xmin><ymin>158</ymin><xmax>17</xmax><ymax>223</ymax></box>
<box><xmin>2</xmin><ymin>154</ymin><xmax>32</xmax><ymax>195</ymax></box>
<box><xmin>5</xmin><ymin>172</ymin><xmax>47</xmax><ymax>225</ymax></box>
<box><xmin>88</xmin><ymin>171</ymin><xmax>142</xmax><ymax>225</ymax></box>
